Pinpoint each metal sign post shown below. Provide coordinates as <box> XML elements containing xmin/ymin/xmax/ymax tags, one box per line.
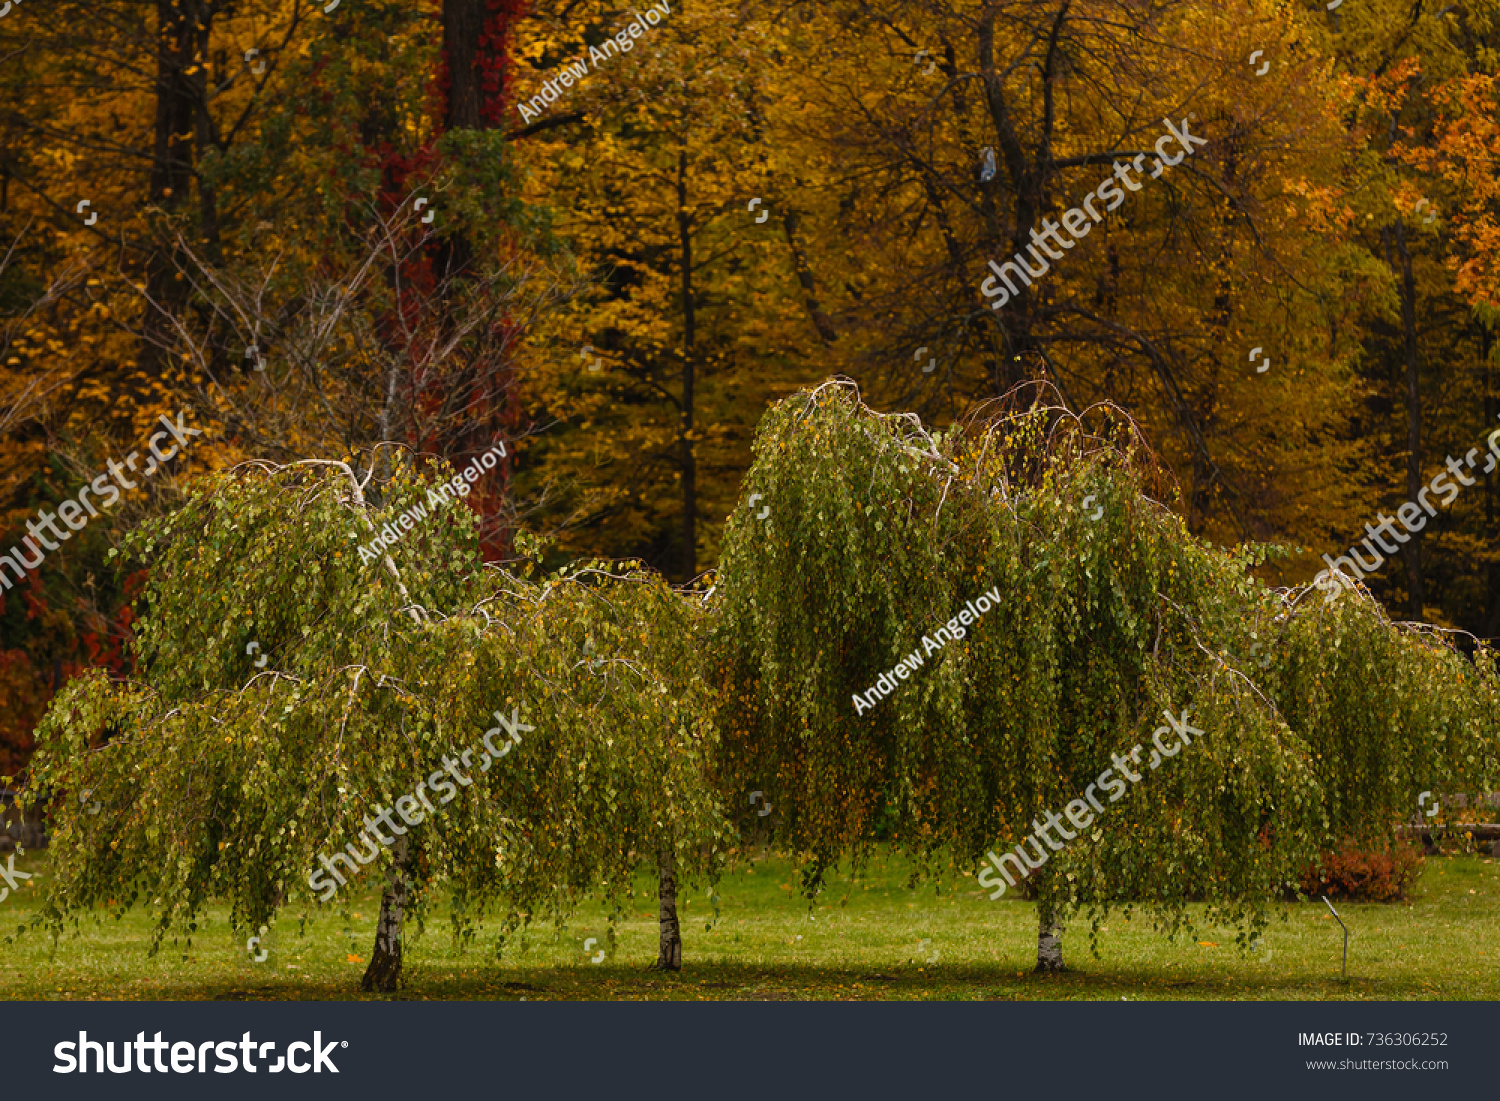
<box><xmin>1321</xmin><ymin>895</ymin><xmax>1349</xmax><ymax>979</ymax></box>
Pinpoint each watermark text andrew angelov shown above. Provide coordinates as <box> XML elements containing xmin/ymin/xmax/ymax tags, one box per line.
<box><xmin>516</xmin><ymin>1</ymin><xmax>672</xmax><ymax>125</ymax></box>
<box><xmin>852</xmin><ymin>584</ymin><xmax>1002</xmax><ymax>715</ymax></box>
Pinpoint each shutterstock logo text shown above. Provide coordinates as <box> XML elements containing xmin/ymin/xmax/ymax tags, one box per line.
<box><xmin>54</xmin><ymin>1031</ymin><xmax>345</xmax><ymax>1074</ymax></box>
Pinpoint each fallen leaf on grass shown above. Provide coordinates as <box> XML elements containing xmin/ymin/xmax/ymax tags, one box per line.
<box><xmin>346</xmin><ymin>954</ymin><xmax>363</xmax><ymax>963</ymax></box>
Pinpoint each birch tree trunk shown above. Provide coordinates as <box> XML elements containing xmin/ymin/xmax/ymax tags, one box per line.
<box><xmin>1036</xmin><ymin>898</ymin><xmax>1065</xmax><ymax>972</ymax></box>
<box><xmin>361</xmin><ymin>833</ymin><xmax>411</xmax><ymax>992</ymax></box>
<box><xmin>653</xmin><ymin>839</ymin><xmax>683</xmax><ymax>971</ymax></box>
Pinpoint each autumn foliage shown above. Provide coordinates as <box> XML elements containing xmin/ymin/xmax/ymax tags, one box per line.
<box><xmin>1297</xmin><ymin>841</ymin><xmax>1426</xmax><ymax>902</ymax></box>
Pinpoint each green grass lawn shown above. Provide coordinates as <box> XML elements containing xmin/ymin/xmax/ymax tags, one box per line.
<box><xmin>2</xmin><ymin>846</ymin><xmax>1496</xmax><ymax>1001</ymax></box>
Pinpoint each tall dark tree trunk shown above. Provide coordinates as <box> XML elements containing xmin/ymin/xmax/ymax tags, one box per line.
<box><xmin>444</xmin><ymin>0</ymin><xmax>488</xmax><ymax>129</ymax></box>
<box><xmin>1482</xmin><ymin>325</ymin><xmax>1500</xmax><ymax>637</ymax></box>
<box><xmin>675</xmin><ymin>143</ymin><xmax>698</xmax><ymax>583</ymax></box>
<box><xmin>780</xmin><ymin>209</ymin><xmax>837</xmax><ymax>345</ymax></box>
<box><xmin>1394</xmin><ymin>221</ymin><xmax>1424</xmax><ymax>618</ymax></box>
<box><xmin>141</xmin><ymin>0</ymin><xmax>206</xmax><ymax>382</ymax></box>
<box><xmin>429</xmin><ymin>0</ymin><xmax>519</xmax><ymax>558</ymax></box>
<box><xmin>653</xmin><ymin>840</ymin><xmax>682</xmax><ymax>971</ymax></box>
<box><xmin>976</xmin><ymin>4</ymin><xmax>1071</xmax><ymax>392</ymax></box>
<box><xmin>436</xmin><ymin>0</ymin><xmax>486</xmax><ymax>282</ymax></box>
<box><xmin>1035</xmin><ymin>897</ymin><xmax>1065</xmax><ymax>972</ymax></box>
<box><xmin>361</xmin><ymin>834</ymin><xmax>411</xmax><ymax>992</ymax></box>
<box><xmin>1189</xmin><ymin>131</ymin><xmax>1243</xmax><ymax>531</ymax></box>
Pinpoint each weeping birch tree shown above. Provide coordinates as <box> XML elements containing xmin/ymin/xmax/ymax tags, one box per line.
<box><xmin>20</xmin><ymin>451</ymin><xmax>727</xmax><ymax>989</ymax></box>
<box><xmin>710</xmin><ymin>378</ymin><xmax>1499</xmax><ymax>971</ymax></box>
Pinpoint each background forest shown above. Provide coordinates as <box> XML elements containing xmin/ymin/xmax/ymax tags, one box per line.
<box><xmin>5</xmin><ymin>0</ymin><xmax>1500</xmax><ymax>778</ymax></box>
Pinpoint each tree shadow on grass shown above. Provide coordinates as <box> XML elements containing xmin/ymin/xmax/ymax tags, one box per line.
<box><xmin>144</xmin><ymin>961</ymin><xmax>1412</xmax><ymax>1002</ymax></box>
